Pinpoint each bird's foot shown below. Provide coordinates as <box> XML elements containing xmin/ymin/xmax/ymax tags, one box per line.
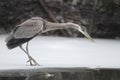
<box><xmin>27</xmin><ymin>56</ymin><xmax>40</xmax><ymax>66</ymax></box>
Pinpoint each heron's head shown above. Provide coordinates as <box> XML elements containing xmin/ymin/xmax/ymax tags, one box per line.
<box><xmin>67</xmin><ymin>22</ymin><xmax>94</xmax><ymax>42</ymax></box>
<box><xmin>79</xmin><ymin>25</ymin><xmax>94</xmax><ymax>42</ymax></box>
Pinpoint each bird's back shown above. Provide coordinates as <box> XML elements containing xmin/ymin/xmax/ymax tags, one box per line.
<box><xmin>5</xmin><ymin>17</ymin><xmax>44</xmax><ymax>49</ymax></box>
<box><xmin>6</xmin><ymin>26</ymin><xmax>36</xmax><ymax>49</ymax></box>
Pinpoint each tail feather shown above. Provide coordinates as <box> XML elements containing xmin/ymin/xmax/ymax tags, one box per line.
<box><xmin>6</xmin><ymin>38</ymin><xmax>33</xmax><ymax>49</ymax></box>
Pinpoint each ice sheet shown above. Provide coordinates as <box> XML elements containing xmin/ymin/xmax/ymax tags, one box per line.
<box><xmin>0</xmin><ymin>35</ymin><xmax>120</xmax><ymax>70</ymax></box>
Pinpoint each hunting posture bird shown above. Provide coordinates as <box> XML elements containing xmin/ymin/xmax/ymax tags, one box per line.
<box><xmin>5</xmin><ymin>17</ymin><xmax>93</xmax><ymax>66</ymax></box>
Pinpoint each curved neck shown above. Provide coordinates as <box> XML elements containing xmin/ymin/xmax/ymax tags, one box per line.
<box><xmin>42</xmin><ymin>21</ymin><xmax>79</xmax><ymax>33</ymax></box>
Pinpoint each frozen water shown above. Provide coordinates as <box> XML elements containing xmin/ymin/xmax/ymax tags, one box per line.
<box><xmin>0</xmin><ymin>35</ymin><xmax>120</xmax><ymax>70</ymax></box>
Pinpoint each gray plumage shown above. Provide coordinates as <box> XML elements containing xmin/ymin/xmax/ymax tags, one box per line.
<box><xmin>6</xmin><ymin>17</ymin><xmax>43</xmax><ymax>41</ymax></box>
<box><xmin>6</xmin><ymin>17</ymin><xmax>93</xmax><ymax>49</ymax></box>
<box><xmin>5</xmin><ymin>17</ymin><xmax>93</xmax><ymax>66</ymax></box>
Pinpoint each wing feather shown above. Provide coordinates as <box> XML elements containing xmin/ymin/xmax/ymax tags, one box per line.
<box><xmin>13</xmin><ymin>18</ymin><xmax>43</xmax><ymax>38</ymax></box>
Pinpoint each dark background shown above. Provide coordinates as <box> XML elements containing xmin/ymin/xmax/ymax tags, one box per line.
<box><xmin>0</xmin><ymin>0</ymin><xmax>120</xmax><ymax>80</ymax></box>
<box><xmin>0</xmin><ymin>0</ymin><xmax>120</xmax><ymax>38</ymax></box>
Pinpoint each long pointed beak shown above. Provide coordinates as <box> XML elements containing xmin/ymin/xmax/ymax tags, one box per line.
<box><xmin>81</xmin><ymin>31</ymin><xmax>94</xmax><ymax>42</ymax></box>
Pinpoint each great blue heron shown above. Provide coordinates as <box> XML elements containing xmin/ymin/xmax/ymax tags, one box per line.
<box><xmin>5</xmin><ymin>17</ymin><xmax>93</xmax><ymax>66</ymax></box>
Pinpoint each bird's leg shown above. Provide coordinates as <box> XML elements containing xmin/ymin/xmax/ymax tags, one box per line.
<box><xmin>25</xmin><ymin>42</ymin><xmax>39</xmax><ymax>66</ymax></box>
<box><xmin>25</xmin><ymin>42</ymin><xmax>33</xmax><ymax>65</ymax></box>
<box><xmin>19</xmin><ymin>43</ymin><xmax>39</xmax><ymax>66</ymax></box>
<box><xmin>19</xmin><ymin>45</ymin><xmax>33</xmax><ymax>65</ymax></box>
